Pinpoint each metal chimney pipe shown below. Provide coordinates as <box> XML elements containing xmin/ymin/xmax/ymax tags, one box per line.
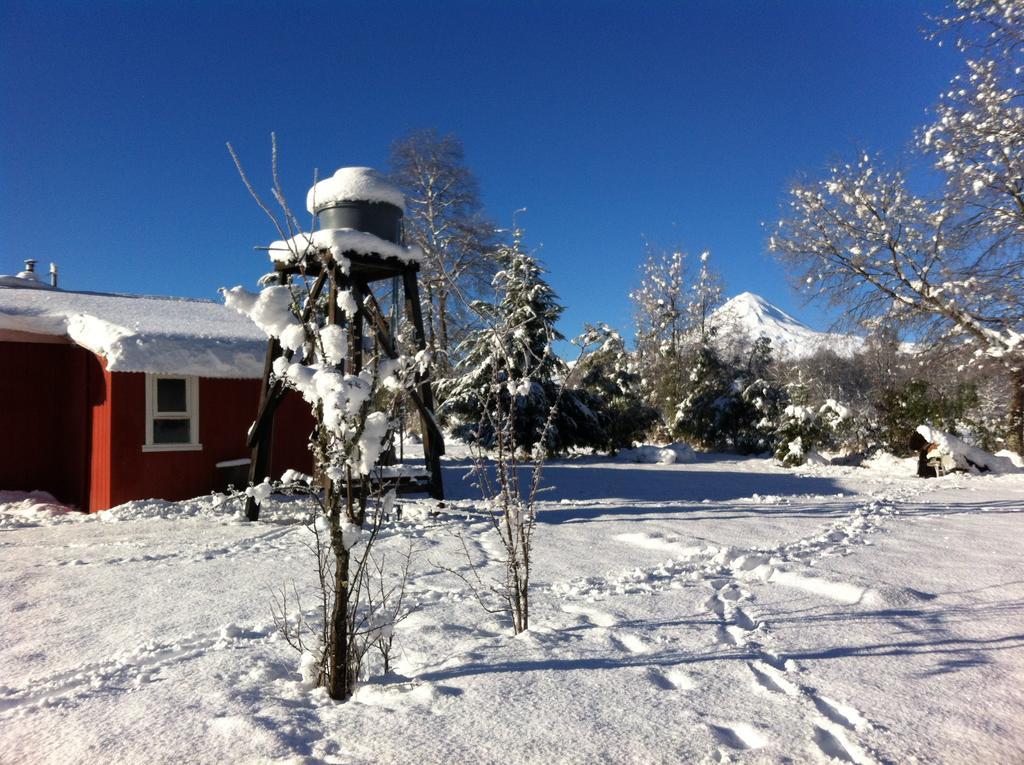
<box><xmin>50</xmin><ymin>262</ymin><xmax>58</xmax><ymax>288</ymax></box>
<box><xmin>23</xmin><ymin>259</ymin><xmax>37</xmax><ymax>274</ymax></box>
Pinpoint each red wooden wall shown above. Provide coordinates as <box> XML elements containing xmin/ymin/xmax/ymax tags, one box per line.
<box><xmin>1</xmin><ymin>340</ymin><xmax>314</xmax><ymax>512</ymax></box>
<box><xmin>100</xmin><ymin>371</ymin><xmax>313</xmax><ymax>510</ymax></box>
<box><xmin>0</xmin><ymin>340</ymin><xmax>98</xmax><ymax>508</ymax></box>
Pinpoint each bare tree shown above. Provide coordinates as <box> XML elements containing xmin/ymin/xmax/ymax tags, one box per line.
<box><xmin>388</xmin><ymin>129</ymin><xmax>498</xmax><ymax>373</ymax></box>
<box><xmin>456</xmin><ymin>329</ymin><xmax>599</xmax><ymax>635</ymax></box>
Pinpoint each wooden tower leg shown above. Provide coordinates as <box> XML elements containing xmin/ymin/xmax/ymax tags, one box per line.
<box><xmin>245</xmin><ymin>271</ymin><xmax>328</xmax><ymax>521</ymax></box>
<box><xmin>402</xmin><ymin>268</ymin><xmax>445</xmax><ymax>500</ymax></box>
<box><xmin>245</xmin><ymin>337</ymin><xmax>283</xmax><ymax>521</ymax></box>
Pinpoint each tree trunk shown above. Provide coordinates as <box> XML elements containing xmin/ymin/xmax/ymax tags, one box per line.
<box><xmin>437</xmin><ymin>289</ymin><xmax>450</xmax><ymax>372</ymax></box>
<box><xmin>328</xmin><ymin>540</ymin><xmax>352</xmax><ymax>700</ymax></box>
<box><xmin>1008</xmin><ymin>369</ymin><xmax>1024</xmax><ymax>454</ymax></box>
<box><xmin>424</xmin><ymin>282</ymin><xmax>437</xmax><ymax>356</ymax></box>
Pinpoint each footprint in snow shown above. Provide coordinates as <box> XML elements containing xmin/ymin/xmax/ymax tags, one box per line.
<box><xmin>646</xmin><ymin>667</ymin><xmax>695</xmax><ymax>691</ymax></box>
<box><xmin>717</xmin><ymin>624</ymin><xmax>749</xmax><ymax>647</ymax></box>
<box><xmin>748</xmin><ymin>660</ymin><xmax>799</xmax><ymax>697</ymax></box>
<box><xmin>560</xmin><ymin>603</ymin><xmax>619</xmax><ymax>628</ymax></box>
<box><xmin>609</xmin><ymin>632</ymin><xmax>647</xmax><ymax>654</ymax></box>
<box><xmin>812</xmin><ymin>721</ymin><xmax>868</xmax><ymax>764</ymax></box>
<box><xmin>708</xmin><ymin>722</ymin><xmax>767</xmax><ymax>750</ymax></box>
<box><xmin>731</xmin><ymin>606</ymin><xmax>758</xmax><ymax>632</ymax></box>
<box><xmin>703</xmin><ymin>593</ymin><xmax>726</xmax><ymax>617</ymax></box>
<box><xmin>810</xmin><ymin>694</ymin><xmax>868</xmax><ymax>732</ymax></box>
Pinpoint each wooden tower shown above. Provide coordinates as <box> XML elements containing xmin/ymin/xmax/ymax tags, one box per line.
<box><xmin>244</xmin><ymin>168</ymin><xmax>444</xmax><ymax>520</ymax></box>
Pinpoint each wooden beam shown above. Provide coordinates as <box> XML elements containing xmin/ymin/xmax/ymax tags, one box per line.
<box><xmin>402</xmin><ymin>268</ymin><xmax>445</xmax><ymax>500</ymax></box>
<box><xmin>245</xmin><ymin>335</ymin><xmax>282</xmax><ymax>521</ymax></box>
<box><xmin>244</xmin><ymin>271</ymin><xmax>328</xmax><ymax>521</ymax></box>
<box><xmin>361</xmin><ymin>289</ymin><xmax>445</xmax><ymax>448</ymax></box>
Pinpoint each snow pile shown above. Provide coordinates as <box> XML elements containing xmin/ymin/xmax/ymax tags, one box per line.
<box><xmin>279</xmin><ymin>469</ymin><xmax>313</xmax><ymax>487</ymax></box>
<box><xmin>244</xmin><ymin>480</ymin><xmax>273</xmax><ymax>507</ymax></box>
<box><xmin>100</xmin><ymin>492</ymin><xmax>314</xmax><ymax>523</ymax></box>
<box><xmin>306</xmin><ymin>167</ymin><xmax>406</xmax><ymax>214</ymax></box>
<box><xmin>0</xmin><ymin>288</ymin><xmax>267</xmax><ymax>378</ymax></box>
<box><xmin>616</xmin><ymin>442</ymin><xmax>695</xmax><ymax>464</ymax></box>
<box><xmin>917</xmin><ymin>424</ymin><xmax>1022</xmax><ymax>474</ymax></box>
<box><xmin>862</xmin><ymin>452</ymin><xmax>919</xmax><ymax>476</ymax></box>
<box><xmin>267</xmin><ymin>228</ymin><xmax>423</xmax><ymax>267</ymax></box>
<box><xmin>0</xmin><ymin>490</ymin><xmax>77</xmax><ymax>528</ymax></box>
<box><xmin>996</xmin><ymin>449</ymin><xmax>1024</xmax><ymax>467</ymax></box>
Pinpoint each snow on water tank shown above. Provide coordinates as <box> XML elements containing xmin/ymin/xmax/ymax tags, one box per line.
<box><xmin>306</xmin><ymin>167</ymin><xmax>404</xmax><ymax>244</ymax></box>
<box><xmin>16</xmin><ymin>259</ymin><xmax>40</xmax><ymax>281</ymax></box>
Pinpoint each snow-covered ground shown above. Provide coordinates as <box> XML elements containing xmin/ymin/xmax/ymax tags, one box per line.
<box><xmin>2</xmin><ymin>453</ymin><xmax>1023</xmax><ymax>764</ymax></box>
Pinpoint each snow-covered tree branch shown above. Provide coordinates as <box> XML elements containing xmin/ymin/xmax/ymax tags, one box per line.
<box><xmin>770</xmin><ymin>0</ymin><xmax>1024</xmax><ymax>450</ymax></box>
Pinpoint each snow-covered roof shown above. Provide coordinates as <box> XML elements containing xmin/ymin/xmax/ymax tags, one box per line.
<box><xmin>0</xmin><ymin>286</ymin><xmax>267</xmax><ymax>378</ymax></box>
<box><xmin>0</xmin><ymin>275</ymin><xmax>53</xmax><ymax>290</ymax></box>
<box><xmin>306</xmin><ymin>167</ymin><xmax>405</xmax><ymax>215</ymax></box>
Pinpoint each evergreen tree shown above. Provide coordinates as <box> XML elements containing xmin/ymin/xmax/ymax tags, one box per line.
<box><xmin>440</xmin><ymin>227</ymin><xmax>600</xmax><ymax>453</ymax></box>
<box><xmin>732</xmin><ymin>337</ymin><xmax>788</xmax><ymax>453</ymax></box>
<box><xmin>674</xmin><ymin>335</ymin><xmax>787</xmax><ymax>453</ymax></box>
<box><xmin>573</xmin><ymin>325</ymin><xmax>660</xmax><ymax>453</ymax></box>
<box><xmin>673</xmin><ymin>340</ymin><xmax>730</xmax><ymax>448</ymax></box>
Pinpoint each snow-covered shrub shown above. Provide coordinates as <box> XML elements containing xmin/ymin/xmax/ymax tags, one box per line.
<box><xmin>572</xmin><ymin>325</ymin><xmax>659</xmax><ymax>453</ymax></box>
<box><xmin>772</xmin><ymin>396</ymin><xmax>860</xmax><ymax>466</ymax></box>
<box><xmin>224</xmin><ymin>148</ymin><xmax>424</xmax><ymax>701</ymax></box>
<box><xmin>673</xmin><ymin>341</ymin><xmax>730</xmax><ymax>448</ymax></box>
<box><xmin>875</xmin><ymin>378</ymin><xmax>989</xmax><ymax>454</ymax></box>
<box><xmin>773</xmin><ymin>404</ymin><xmax>823</xmax><ymax>467</ymax></box>
<box><xmin>674</xmin><ymin>336</ymin><xmax>786</xmax><ymax>453</ymax></box>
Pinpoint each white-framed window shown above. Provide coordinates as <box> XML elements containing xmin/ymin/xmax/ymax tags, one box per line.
<box><xmin>143</xmin><ymin>375</ymin><xmax>202</xmax><ymax>452</ymax></box>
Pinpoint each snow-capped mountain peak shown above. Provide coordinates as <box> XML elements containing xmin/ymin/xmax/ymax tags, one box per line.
<box><xmin>710</xmin><ymin>292</ymin><xmax>864</xmax><ymax>359</ymax></box>
<box><xmin>716</xmin><ymin>292</ymin><xmax>812</xmax><ymax>333</ymax></box>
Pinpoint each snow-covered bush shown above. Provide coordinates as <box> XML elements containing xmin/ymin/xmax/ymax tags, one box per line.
<box><xmin>673</xmin><ymin>336</ymin><xmax>786</xmax><ymax>453</ymax></box>
<box><xmin>874</xmin><ymin>378</ymin><xmax>993</xmax><ymax>454</ymax></box>
<box><xmin>224</xmin><ymin>146</ymin><xmax>423</xmax><ymax>701</ymax></box>
<box><xmin>773</xmin><ymin>398</ymin><xmax>856</xmax><ymax>466</ymax></box>
<box><xmin>571</xmin><ymin>325</ymin><xmax>659</xmax><ymax>453</ymax></box>
<box><xmin>773</xmin><ymin>404</ymin><xmax>823</xmax><ymax>467</ymax></box>
<box><xmin>673</xmin><ymin>340</ymin><xmax>730</xmax><ymax>448</ymax></box>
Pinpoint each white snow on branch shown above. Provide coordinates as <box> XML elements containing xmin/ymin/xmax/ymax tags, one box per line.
<box><xmin>221</xmin><ymin>285</ymin><xmax>306</xmax><ymax>352</ymax></box>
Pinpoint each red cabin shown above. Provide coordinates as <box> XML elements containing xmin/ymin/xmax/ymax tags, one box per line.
<box><xmin>0</xmin><ymin>272</ymin><xmax>313</xmax><ymax>512</ymax></box>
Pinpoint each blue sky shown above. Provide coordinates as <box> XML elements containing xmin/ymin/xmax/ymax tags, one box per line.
<box><xmin>2</xmin><ymin>0</ymin><xmax>959</xmax><ymax>342</ymax></box>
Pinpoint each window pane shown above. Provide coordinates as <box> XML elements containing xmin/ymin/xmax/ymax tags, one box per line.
<box><xmin>153</xmin><ymin>418</ymin><xmax>190</xmax><ymax>444</ymax></box>
<box><xmin>157</xmin><ymin>378</ymin><xmax>188</xmax><ymax>413</ymax></box>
